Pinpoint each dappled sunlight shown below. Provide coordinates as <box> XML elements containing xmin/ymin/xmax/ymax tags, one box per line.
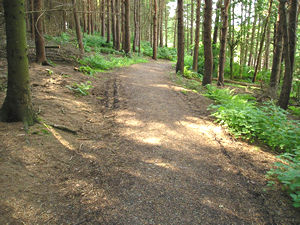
<box><xmin>144</xmin><ymin>158</ymin><xmax>178</xmax><ymax>171</ymax></box>
<box><xmin>45</xmin><ymin>125</ymin><xmax>75</xmax><ymax>151</ymax></box>
<box><xmin>142</xmin><ymin>137</ymin><xmax>161</xmax><ymax>145</ymax></box>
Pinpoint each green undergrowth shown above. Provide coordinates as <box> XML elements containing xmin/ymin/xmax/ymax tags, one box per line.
<box><xmin>78</xmin><ymin>54</ymin><xmax>147</xmax><ymax>75</ymax></box>
<box><xmin>204</xmin><ymin>85</ymin><xmax>300</xmax><ymax>207</ymax></box>
<box><xmin>66</xmin><ymin>81</ymin><xmax>93</xmax><ymax>96</ymax></box>
<box><xmin>141</xmin><ymin>42</ymin><xmax>177</xmax><ymax>61</ymax></box>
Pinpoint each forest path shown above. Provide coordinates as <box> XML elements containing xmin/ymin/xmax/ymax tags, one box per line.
<box><xmin>98</xmin><ymin>61</ymin><xmax>299</xmax><ymax>224</ymax></box>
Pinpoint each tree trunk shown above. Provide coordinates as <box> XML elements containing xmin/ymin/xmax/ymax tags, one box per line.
<box><xmin>176</xmin><ymin>0</ymin><xmax>184</xmax><ymax>73</ymax></box>
<box><xmin>115</xmin><ymin>0</ymin><xmax>121</xmax><ymax>50</ymax></box>
<box><xmin>111</xmin><ymin>0</ymin><xmax>116</xmax><ymax>48</ymax></box>
<box><xmin>72</xmin><ymin>0</ymin><xmax>84</xmax><ymax>56</ymax></box>
<box><xmin>270</xmin><ymin>12</ymin><xmax>283</xmax><ymax>93</ymax></box>
<box><xmin>107</xmin><ymin>0</ymin><xmax>111</xmax><ymax>42</ymax></box>
<box><xmin>153</xmin><ymin>0</ymin><xmax>158</xmax><ymax>60</ymax></box>
<box><xmin>217</xmin><ymin>0</ymin><xmax>230</xmax><ymax>86</ymax></box>
<box><xmin>190</xmin><ymin>0</ymin><xmax>194</xmax><ymax>52</ymax></box>
<box><xmin>263</xmin><ymin>21</ymin><xmax>271</xmax><ymax>69</ymax></box>
<box><xmin>248</xmin><ymin>6</ymin><xmax>257</xmax><ymax>66</ymax></box>
<box><xmin>278</xmin><ymin>0</ymin><xmax>298</xmax><ymax>109</ymax></box>
<box><xmin>202</xmin><ymin>0</ymin><xmax>213</xmax><ymax>86</ymax></box>
<box><xmin>173</xmin><ymin>15</ymin><xmax>177</xmax><ymax>48</ymax></box>
<box><xmin>159</xmin><ymin>0</ymin><xmax>164</xmax><ymax>47</ymax></box>
<box><xmin>243</xmin><ymin>0</ymin><xmax>252</xmax><ymax>67</ymax></box>
<box><xmin>124</xmin><ymin>0</ymin><xmax>130</xmax><ymax>54</ymax></box>
<box><xmin>252</xmin><ymin>0</ymin><xmax>273</xmax><ymax>83</ymax></box>
<box><xmin>212</xmin><ymin>0</ymin><xmax>221</xmax><ymax>45</ymax></box>
<box><xmin>101</xmin><ymin>0</ymin><xmax>106</xmax><ymax>37</ymax></box>
<box><xmin>30</xmin><ymin>0</ymin><xmax>35</xmax><ymax>40</ymax></box>
<box><xmin>34</xmin><ymin>0</ymin><xmax>47</xmax><ymax>64</ymax></box>
<box><xmin>193</xmin><ymin>0</ymin><xmax>201</xmax><ymax>72</ymax></box>
<box><xmin>0</xmin><ymin>0</ymin><xmax>35</xmax><ymax>126</ymax></box>
<box><xmin>165</xmin><ymin>5</ymin><xmax>168</xmax><ymax>47</ymax></box>
<box><xmin>133</xmin><ymin>0</ymin><xmax>138</xmax><ymax>52</ymax></box>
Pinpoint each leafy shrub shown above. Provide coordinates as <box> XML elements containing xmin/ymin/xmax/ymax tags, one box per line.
<box><xmin>267</xmin><ymin>149</ymin><xmax>300</xmax><ymax>208</ymax></box>
<box><xmin>141</xmin><ymin>42</ymin><xmax>177</xmax><ymax>60</ymax></box>
<box><xmin>79</xmin><ymin>54</ymin><xmax>147</xmax><ymax>71</ymax></box>
<box><xmin>78</xmin><ymin>66</ymin><xmax>96</xmax><ymax>76</ymax></box>
<box><xmin>45</xmin><ymin>32</ymin><xmax>71</xmax><ymax>44</ymax></box>
<box><xmin>204</xmin><ymin>85</ymin><xmax>300</xmax><ymax>153</ymax></box>
<box><xmin>66</xmin><ymin>81</ymin><xmax>93</xmax><ymax>96</ymax></box>
<box><xmin>204</xmin><ymin>85</ymin><xmax>300</xmax><ymax>207</ymax></box>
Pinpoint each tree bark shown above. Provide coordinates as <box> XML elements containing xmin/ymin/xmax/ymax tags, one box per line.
<box><xmin>101</xmin><ymin>0</ymin><xmax>106</xmax><ymax>37</ymax></box>
<box><xmin>72</xmin><ymin>0</ymin><xmax>84</xmax><ymax>56</ymax></box>
<box><xmin>248</xmin><ymin>6</ymin><xmax>257</xmax><ymax>66</ymax></box>
<box><xmin>202</xmin><ymin>0</ymin><xmax>213</xmax><ymax>86</ymax></box>
<box><xmin>192</xmin><ymin>0</ymin><xmax>201</xmax><ymax>72</ymax></box>
<box><xmin>107</xmin><ymin>0</ymin><xmax>111</xmax><ymax>42</ymax></box>
<box><xmin>278</xmin><ymin>0</ymin><xmax>298</xmax><ymax>109</ymax></box>
<box><xmin>165</xmin><ymin>5</ymin><xmax>168</xmax><ymax>47</ymax></box>
<box><xmin>153</xmin><ymin>0</ymin><xmax>158</xmax><ymax>59</ymax></box>
<box><xmin>34</xmin><ymin>0</ymin><xmax>47</xmax><ymax>64</ymax></box>
<box><xmin>176</xmin><ymin>0</ymin><xmax>185</xmax><ymax>73</ymax></box>
<box><xmin>111</xmin><ymin>0</ymin><xmax>116</xmax><ymax>48</ymax></box>
<box><xmin>124</xmin><ymin>0</ymin><xmax>130</xmax><ymax>54</ymax></box>
<box><xmin>217</xmin><ymin>0</ymin><xmax>230</xmax><ymax>86</ymax></box>
<box><xmin>0</xmin><ymin>0</ymin><xmax>35</xmax><ymax>126</ymax></box>
<box><xmin>252</xmin><ymin>0</ymin><xmax>273</xmax><ymax>83</ymax></box>
<box><xmin>269</xmin><ymin>13</ymin><xmax>283</xmax><ymax>93</ymax></box>
<box><xmin>115</xmin><ymin>0</ymin><xmax>121</xmax><ymax>50</ymax></box>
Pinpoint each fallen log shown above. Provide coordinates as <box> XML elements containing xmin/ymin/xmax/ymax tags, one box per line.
<box><xmin>212</xmin><ymin>78</ymin><xmax>260</xmax><ymax>87</ymax></box>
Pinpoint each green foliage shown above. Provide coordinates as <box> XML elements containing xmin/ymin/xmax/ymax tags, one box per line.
<box><xmin>45</xmin><ymin>32</ymin><xmax>71</xmax><ymax>44</ymax></box>
<box><xmin>141</xmin><ymin>42</ymin><xmax>177</xmax><ymax>60</ymax></box>
<box><xmin>78</xmin><ymin>66</ymin><xmax>96</xmax><ymax>76</ymax></box>
<box><xmin>267</xmin><ymin>149</ymin><xmax>300</xmax><ymax>208</ymax></box>
<box><xmin>289</xmin><ymin>106</ymin><xmax>300</xmax><ymax>117</ymax></box>
<box><xmin>204</xmin><ymin>85</ymin><xmax>300</xmax><ymax>154</ymax></box>
<box><xmin>66</xmin><ymin>81</ymin><xmax>93</xmax><ymax>96</ymax></box>
<box><xmin>204</xmin><ymin>85</ymin><xmax>300</xmax><ymax>207</ymax></box>
<box><xmin>83</xmin><ymin>34</ymin><xmax>112</xmax><ymax>51</ymax></box>
<box><xmin>46</xmin><ymin>69</ymin><xmax>53</xmax><ymax>76</ymax></box>
<box><xmin>79</xmin><ymin>54</ymin><xmax>147</xmax><ymax>71</ymax></box>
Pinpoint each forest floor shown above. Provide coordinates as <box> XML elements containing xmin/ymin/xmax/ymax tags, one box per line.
<box><xmin>0</xmin><ymin>58</ymin><xmax>299</xmax><ymax>224</ymax></box>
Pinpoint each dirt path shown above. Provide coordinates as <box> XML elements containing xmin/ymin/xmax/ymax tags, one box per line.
<box><xmin>98</xmin><ymin>61</ymin><xmax>300</xmax><ymax>224</ymax></box>
<box><xmin>0</xmin><ymin>60</ymin><xmax>299</xmax><ymax>224</ymax></box>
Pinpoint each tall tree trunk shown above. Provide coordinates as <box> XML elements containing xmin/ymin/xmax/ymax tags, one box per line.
<box><xmin>111</xmin><ymin>0</ymin><xmax>116</xmax><ymax>48</ymax></box>
<box><xmin>217</xmin><ymin>0</ymin><xmax>230</xmax><ymax>86</ymax></box>
<box><xmin>101</xmin><ymin>0</ymin><xmax>106</xmax><ymax>37</ymax></box>
<box><xmin>1</xmin><ymin>0</ymin><xmax>35</xmax><ymax>126</ymax></box>
<box><xmin>190</xmin><ymin>0</ymin><xmax>194</xmax><ymax>51</ymax></box>
<box><xmin>212</xmin><ymin>0</ymin><xmax>221</xmax><ymax>45</ymax></box>
<box><xmin>72</xmin><ymin>0</ymin><xmax>84</xmax><ymax>56</ymax></box>
<box><xmin>202</xmin><ymin>0</ymin><xmax>213</xmax><ymax>85</ymax></box>
<box><xmin>34</xmin><ymin>0</ymin><xmax>47</xmax><ymax>64</ymax></box>
<box><xmin>278</xmin><ymin>0</ymin><xmax>298</xmax><ymax>109</ymax></box>
<box><xmin>173</xmin><ymin>14</ymin><xmax>177</xmax><ymax>48</ymax></box>
<box><xmin>115</xmin><ymin>0</ymin><xmax>121</xmax><ymax>50</ymax></box>
<box><xmin>165</xmin><ymin>5</ymin><xmax>168</xmax><ymax>47</ymax></box>
<box><xmin>263</xmin><ymin>22</ymin><xmax>271</xmax><ymax>69</ymax></box>
<box><xmin>243</xmin><ymin>0</ymin><xmax>252</xmax><ymax>67</ymax></box>
<box><xmin>107</xmin><ymin>0</ymin><xmax>111</xmax><ymax>42</ymax></box>
<box><xmin>159</xmin><ymin>0</ymin><xmax>164</xmax><ymax>47</ymax></box>
<box><xmin>124</xmin><ymin>0</ymin><xmax>130</xmax><ymax>54</ymax></box>
<box><xmin>133</xmin><ymin>0</ymin><xmax>138</xmax><ymax>52</ymax></box>
<box><xmin>270</xmin><ymin>12</ymin><xmax>283</xmax><ymax>93</ymax></box>
<box><xmin>248</xmin><ymin>6</ymin><xmax>258</xmax><ymax>66</ymax></box>
<box><xmin>192</xmin><ymin>0</ymin><xmax>201</xmax><ymax>72</ymax></box>
<box><xmin>153</xmin><ymin>0</ymin><xmax>158</xmax><ymax>59</ymax></box>
<box><xmin>252</xmin><ymin>0</ymin><xmax>273</xmax><ymax>83</ymax></box>
<box><xmin>176</xmin><ymin>0</ymin><xmax>184</xmax><ymax>73</ymax></box>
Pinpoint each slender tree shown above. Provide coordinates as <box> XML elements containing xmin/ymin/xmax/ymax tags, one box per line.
<box><xmin>217</xmin><ymin>0</ymin><xmax>230</xmax><ymax>86</ymax></box>
<box><xmin>278</xmin><ymin>0</ymin><xmax>298</xmax><ymax>109</ymax></box>
<box><xmin>176</xmin><ymin>0</ymin><xmax>185</xmax><ymax>73</ymax></box>
<box><xmin>192</xmin><ymin>0</ymin><xmax>201</xmax><ymax>72</ymax></box>
<box><xmin>72</xmin><ymin>0</ymin><xmax>84</xmax><ymax>56</ymax></box>
<box><xmin>115</xmin><ymin>0</ymin><xmax>121</xmax><ymax>50</ymax></box>
<box><xmin>153</xmin><ymin>0</ymin><xmax>158</xmax><ymax>59</ymax></box>
<box><xmin>124</xmin><ymin>0</ymin><xmax>130</xmax><ymax>54</ymax></box>
<box><xmin>0</xmin><ymin>0</ymin><xmax>36</xmax><ymax>126</ymax></box>
<box><xmin>202</xmin><ymin>0</ymin><xmax>213</xmax><ymax>86</ymax></box>
<box><xmin>34</xmin><ymin>0</ymin><xmax>48</xmax><ymax>64</ymax></box>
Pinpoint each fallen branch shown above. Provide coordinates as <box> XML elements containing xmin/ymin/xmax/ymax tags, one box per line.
<box><xmin>212</xmin><ymin>78</ymin><xmax>260</xmax><ymax>87</ymax></box>
<box><xmin>50</xmin><ymin>124</ymin><xmax>78</xmax><ymax>135</ymax></box>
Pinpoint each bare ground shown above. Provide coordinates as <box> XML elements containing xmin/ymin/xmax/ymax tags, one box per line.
<box><xmin>0</xmin><ymin>60</ymin><xmax>299</xmax><ymax>224</ymax></box>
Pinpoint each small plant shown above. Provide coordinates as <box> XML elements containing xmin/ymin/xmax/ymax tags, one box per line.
<box><xmin>46</xmin><ymin>69</ymin><xmax>53</xmax><ymax>76</ymax></box>
<box><xmin>66</xmin><ymin>81</ymin><xmax>93</xmax><ymax>96</ymax></box>
<box><xmin>267</xmin><ymin>149</ymin><xmax>300</xmax><ymax>208</ymax></box>
<box><xmin>78</xmin><ymin>66</ymin><xmax>96</xmax><ymax>76</ymax></box>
